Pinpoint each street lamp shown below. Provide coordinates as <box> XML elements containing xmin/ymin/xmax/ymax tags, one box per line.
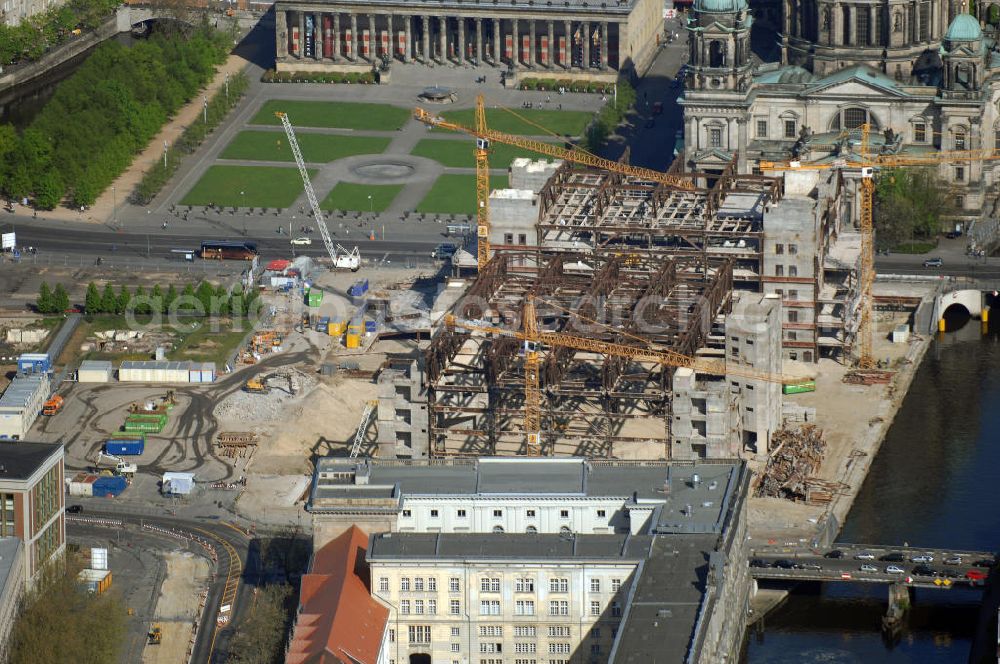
<box><xmin>112</xmin><ymin>185</ymin><xmax>117</xmax><ymax>228</ymax></box>
<box><xmin>368</xmin><ymin>194</ymin><xmax>373</xmax><ymax>216</ymax></box>
<box><xmin>203</xmin><ymin>96</ymin><xmax>208</xmax><ymax>124</ymax></box>
<box><xmin>241</xmin><ymin>191</ymin><xmax>246</xmax><ymax>236</ymax></box>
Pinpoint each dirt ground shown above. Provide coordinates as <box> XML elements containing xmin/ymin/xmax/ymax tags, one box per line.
<box><xmin>748</xmin><ymin>306</ymin><xmax>932</xmax><ymax>546</ymax></box>
<box><xmin>142</xmin><ymin>551</ymin><xmax>210</xmax><ymax>664</ymax></box>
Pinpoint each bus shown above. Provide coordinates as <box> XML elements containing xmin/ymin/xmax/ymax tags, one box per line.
<box><xmin>200</xmin><ymin>240</ymin><xmax>258</xmax><ymax>261</ymax></box>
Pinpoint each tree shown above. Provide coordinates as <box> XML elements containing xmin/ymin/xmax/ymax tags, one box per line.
<box><xmin>36</xmin><ymin>282</ymin><xmax>53</xmax><ymax>313</ymax></box>
<box><xmin>195</xmin><ymin>281</ymin><xmax>215</xmax><ymax>314</ymax></box>
<box><xmin>133</xmin><ymin>285</ymin><xmax>148</xmax><ymax>315</ymax></box>
<box><xmin>116</xmin><ymin>285</ymin><xmax>131</xmax><ymax>315</ymax></box>
<box><xmin>874</xmin><ymin>168</ymin><xmax>949</xmax><ymax>249</ymax></box>
<box><xmin>227</xmin><ymin>584</ymin><xmax>292</xmax><ymax>664</ymax></box>
<box><xmin>215</xmin><ymin>284</ymin><xmax>229</xmax><ymax>314</ymax></box>
<box><xmin>179</xmin><ymin>283</ymin><xmax>196</xmax><ymax>310</ymax></box>
<box><xmin>150</xmin><ymin>284</ymin><xmax>163</xmax><ymax>314</ymax></box>
<box><xmin>8</xmin><ymin>557</ymin><xmax>126</xmax><ymax>664</ymax></box>
<box><xmin>85</xmin><ymin>282</ymin><xmax>101</xmax><ymax>314</ymax></box>
<box><xmin>53</xmin><ymin>283</ymin><xmax>69</xmax><ymax>313</ymax></box>
<box><xmin>33</xmin><ymin>169</ymin><xmax>64</xmax><ymax>210</ymax></box>
<box><xmin>164</xmin><ymin>284</ymin><xmax>178</xmax><ymax>312</ymax></box>
<box><xmin>100</xmin><ymin>283</ymin><xmax>116</xmax><ymax>314</ymax></box>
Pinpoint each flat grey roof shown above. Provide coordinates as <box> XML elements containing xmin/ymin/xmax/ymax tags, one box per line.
<box><xmin>0</xmin><ymin>441</ymin><xmax>63</xmax><ymax>481</ymax></box>
<box><xmin>368</xmin><ymin>532</ymin><xmax>654</xmax><ymax>561</ymax></box>
<box><xmin>612</xmin><ymin>535</ymin><xmax>717</xmax><ymax>664</ymax></box>
<box><xmin>0</xmin><ymin>537</ymin><xmax>22</xmax><ymax>600</ymax></box>
<box><xmin>0</xmin><ymin>374</ymin><xmax>46</xmax><ymax>410</ymax></box>
<box><xmin>79</xmin><ymin>360</ymin><xmax>113</xmax><ymax>370</ymax></box>
<box><xmin>312</xmin><ymin>458</ymin><xmax>739</xmax><ymax>532</ymax></box>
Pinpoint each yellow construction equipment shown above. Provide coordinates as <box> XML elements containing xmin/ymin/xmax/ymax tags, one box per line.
<box><xmin>414</xmin><ymin>95</ymin><xmax>696</xmax><ymax>269</ymax></box>
<box><xmin>148</xmin><ymin>625</ymin><xmax>162</xmax><ymax>645</ymax></box>
<box><xmin>243</xmin><ymin>378</ymin><xmax>269</xmax><ymax>394</ymax></box>
<box><xmin>760</xmin><ymin>123</ymin><xmax>1000</xmax><ymax>369</ymax></box>
<box><xmin>446</xmin><ymin>295</ymin><xmax>803</xmax><ymax>454</ymax></box>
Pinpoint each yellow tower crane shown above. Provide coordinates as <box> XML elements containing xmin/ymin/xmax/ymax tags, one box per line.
<box><xmin>761</xmin><ymin>124</ymin><xmax>1000</xmax><ymax>369</ymax></box>
<box><xmin>445</xmin><ymin>296</ymin><xmax>804</xmax><ymax>454</ymax></box>
<box><xmin>414</xmin><ymin>95</ymin><xmax>696</xmax><ymax>270</ymax></box>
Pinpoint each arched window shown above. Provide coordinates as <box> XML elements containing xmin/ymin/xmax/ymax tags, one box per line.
<box><xmin>709</xmin><ymin>41</ymin><xmax>725</xmax><ymax>67</ymax></box>
<box><xmin>559</xmin><ymin>525</ymin><xmax>573</xmax><ymax>535</ymax></box>
<box><xmin>955</xmin><ymin>128</ymin><xmax>967</xmax><ymax>150</ymax></box>
<box><xmin>829</xmin><ymin>108</ymin><xmax>879</xmax><ymax>131</ymax></box>
<box><xmin>526</xmin><ymin>525</ymin><xmax>538</xmax><ymax>534</ymax></box>
<box><xmin>493</xmin><ymin>525</ymin><xmax>505</xmax><ymax>533</ymax></box>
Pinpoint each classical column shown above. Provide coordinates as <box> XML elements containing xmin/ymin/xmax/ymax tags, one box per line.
<box><xmin>494</xmin><ymin>19</ymin><xmax>501</xmax><ymax>65</ymax></box>
<box><xmin>737</xmin><ymin>118</ymin><xmax>748</xmax><ymax>172</ymax></box>
<box><xmin>476</xmin><ymin>18</ymin><xmax>483</xmax><ymax>64</ymax></box>
<box><xmin>831</xmin><ymin>2</ymin><xmax>841</xmax><ymax>45</ymax></box>
<box><xmin>868</xmin><ymin>6</ymin><xmax>876</xmax><ymax>45</ymax></box>
<box><xmin>914</xmin><ymin>0</ymin><xmax>921</xmax><ymax>41</ymax></box>
<box><xmin>314</xmin><ymin>13</ymin><xmax>322</xmax><ymax>60</ymax></box>
<box><xmin>583</xmin><ymin>21</ymin><xmax>590</xmax><ymax>69</ymax></box>
<box><xmin>423</xmin><ymin>15</ymin><xmax>430</xmax><ymax>62</ymax></box>
<box><xmin>458</xmin><ymin>17</ymin><xmax>465</xmax><ymax>63</ymax></box>
<box><xmin>600</xmin><ymin>22</ymin><xmax>608</xmax><ymax>69</ymax></box>
<box><xmin>332</xmin><ymin>14</ymin><xmax>340</xmax><ymax>61</ymax></box>
<box><xmin>528</xmin><ymin>19</ymin><xmax>535</xmax><ymax>68</ymax></box>
<box><xmin>350</xmin><ymin>13</ymin><xmax>358</xmax><ymax>60</ymax></box>
<box><xmin>276</xmin><ymin>9</ymin><xmax>288</xmax><ymax>58</ymax></box>
<box><xmin>512</xmin><ymin>18</ymin><xmax>519</xmax><ymax>68</ymax></box>
<box><xmin>564</xmin><ymin>20</ymin><xmax>571</xmax><ymax>68</ymax></box>
<box><xmin>367</xmin><ymin>14</ymin><xmax>375</xmax><ymax>61</ymax></box>
<box><xmin>547</xmin><ymin>21</ymin><xmax>555</xmax><ymax>69</ymax></box>
<box><xmin>298</xmin><ymin>12</ymin><xmax>305</xmax><ymax>58</ymax></box>
<box><xmin>405</xmin><ymin>15</ymin><xmax>412</xmax><ymax>62</ymax></box>
<box><xmin>386</xmin><ymin>14</ymin><xmax>393</xmax><ymax>60</ymax></box>
<box><xmin>439</xmin><ymin>16</ymin><xmax>447</xmax><ymax>62</ymax></box>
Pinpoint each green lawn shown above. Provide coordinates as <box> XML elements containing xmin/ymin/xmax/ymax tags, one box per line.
<box><xmin>411</xmin><ymin>138</ymin><xmax>561</xmax><ymax>169</ymax></box>
<box><xmin>220</xmin><ymin>131</ymin><xmax>390</xmax><ymax>163</ymax></box>
<box><xmin>170</xmin><ymin>318</ymin><xmax>252</xmax><ymax>366</ymax></box>
<box><xmin>251</xmin><ymin>100</ymin><xmax>411</xmax><ymax>130</ymax></box>
<box><xmin>435</xmin><ymin>108</ymin><xmax>593</xmax><ymax>136</ymax></box>
<box><xmin>891</xmin><ymin>240</ymin><xmax>938</xmax><ymax>254</ymax></box>
<box><xmin>321</xmin><ymin>183</ymin><xmax>404</xmax><ymax>212</ymax></box>
<box><xmin>416</xmin><ymin>174</ymin><xmax>509</xmax><ymax>215</ymax></box>
<box><xmin>180</xmin><ymin>165</ymin><xmax>315</xmax><ymax>208</ymax></box>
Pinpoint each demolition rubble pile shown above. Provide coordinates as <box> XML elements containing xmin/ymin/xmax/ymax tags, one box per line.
<box><xmin>755</xmin><ymin>424</ymin><xmax>828</xmax><ymax>502</ymax></box>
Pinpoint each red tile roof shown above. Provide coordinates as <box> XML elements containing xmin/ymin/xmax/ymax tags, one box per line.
<box><xmin>286</xmin><ymin>526</ymin><xmax>389</xmax><ymax>664</ymax></box>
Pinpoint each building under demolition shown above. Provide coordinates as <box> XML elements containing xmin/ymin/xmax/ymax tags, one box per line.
<box><xmin>411</xmin><ymin>159</ymin><xmax>856</xmax><ymax>461</ymax></box>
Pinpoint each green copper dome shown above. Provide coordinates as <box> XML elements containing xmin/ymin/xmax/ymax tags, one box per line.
<box><xmin>694</xmin><ymin>0</ymin><xmax>748</xmax><ymax>13</ymax></box>
<box><xmin>944</xmin><ymin>14</ymin><xmax>982</xmax><ymax>42</ymax></box>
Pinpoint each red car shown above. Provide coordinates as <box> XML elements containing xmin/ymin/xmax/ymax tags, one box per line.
<box><xmin>965</xmin><ymin>569</ymin><xmax>988</xmax><ymax>581</ymax></box>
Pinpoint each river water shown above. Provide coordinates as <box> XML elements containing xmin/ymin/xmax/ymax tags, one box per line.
<box><xmin>743</xmin><ymin>316</ymin><xmax>1000</xmax><ymax>663</ymax></box>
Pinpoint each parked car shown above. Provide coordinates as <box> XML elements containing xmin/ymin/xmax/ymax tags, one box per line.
<box><xmin>911</xmin><ymin>554</ymin><xmax>935</xmax><ymax>563</ymax></box>
<box><xmin>290</xmin><ymin>237</ymin><xmax>312</xmax><ymax>246</ymax></box>
<box><xmin>859</xmin><ymin>564</ymin><xmax>878</xmax><ymax>573</ymax></box>
<box><xmin>940</xmin><ymin>569</ymin><xmax>961</xmax><ymax>579</ymax></box>
<box><xmin>923</xmin><ymin>257</ymin><xmax>943</xmax><ymax>268</ymax></box>
<box><xmin>854</xmin><ymin>552</ymin><xmax>876</xmax><ymax>561</ymax></box>
<box><xmin>944</xmin><ymin>556</ymin><xmax>963</xmax><ymax>566</ymax></box>
<box><xmin>796</xmin><ymin>563</ymin><xmax>823</xmax><ymax>571</ymax></box>
<box><xmin>880</xmin><ymin>552</ymin><xmax>905</xmax><ymax>562</ymax></box>
<box><xmin>772</xmin><ymin>559</ymin><xmax>796</xmax><ymax>569</ymax></box>
<box><xmin>824</xmin><ymin>549</ymin><xmax>845</xmax><ymax>559</ymax></box>
<box><xmin>912</xmin><ymin>565</ymin><xmax>938</xmax><ymax>576</ymax></box>
<box><xmin>972</xmin><ymin>558</ymin><xmax>995</xmax><ymax>568</ymax></box>
<box><xmin>432</xmin><ymin>243</ymin><xmax>459</xmax><ymax>259</ymax></box>
<box><xmin>966</xmin><ymin>569</ymin><xmax>988</xmax><ymax>581</ymax></box>
<box><xmin>886</xmin><ymin>565</ymin><xmax>906</xmax><ymax>574</ymax></box>
<box><xmin>750</xmin><ymin>559</ymin><xmax>769</xmax><ymax>568</ymax></box>
<box><xmin>66</xmin><ymin>504</ymin><xmax>83</xmax><ymax>514</ymax></box>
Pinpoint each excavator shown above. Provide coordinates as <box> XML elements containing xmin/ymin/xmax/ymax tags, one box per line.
<box><xmin>243</xmin><ymin>371</ymin><xmax>298</xmax><ymax>396</ymax></box>
<box><xmin>95</xmin><ymin>451</ymin><xmax>138</xmax><ymax>477</ymax></box>
<box><xmin>148</xmin><ymin>625</ymin><xmax>162</xmax><ymax>645</ymax></box>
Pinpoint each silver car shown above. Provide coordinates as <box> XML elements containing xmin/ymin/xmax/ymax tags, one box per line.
<box><xmin>886</xmin><ymin>565</ymin><xmax>906</xmax><ymax>574</ymax></box>
<box><xmin>911</xmin><ymin>554</ymin><xmax>934</xmax><ymax>564</ymax></box>
<box><xmin>860</xmin><ymin>564</ymin><xmax>878</xmax><ymax>573</ymax></box>
<box><xmin>854</xmin><ymin>552</ymin><xmax>876</xmax><ymax>561</ymax></box>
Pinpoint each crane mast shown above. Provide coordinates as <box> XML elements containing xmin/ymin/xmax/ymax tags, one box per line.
<box><xmin>276</xmin><ymin>111</ymin><xmax>341</xmax><ymax>266</ymax></box>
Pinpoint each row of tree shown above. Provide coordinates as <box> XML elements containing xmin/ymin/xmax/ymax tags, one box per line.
<box><xmin>0</xmin><ymin>0</ymin><xmax>118</xmax><ymax>66</ymax></box>
<box><xmin>583</xmin><ymin>77</ymin><xmax>637</xmax><ymax>151</ymax></box>
<box><xmin>0</xmin><ymin>25</ymin><xmax>229</xmax><ymax>209</ymax></box>
<box><xmin>37</xmin><ymin>281</ymin><xmax>260</xmax><ymax>315</ymax></box>
<box><xmin>874</xmin><ymin>168</ymin><xmax>948</xmax><ymax>249</ymax></box>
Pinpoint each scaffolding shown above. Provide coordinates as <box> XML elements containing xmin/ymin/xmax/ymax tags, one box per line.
<box><xmin>425</xmin><ymin>253</ymin><xmax>735</xmax><ymax>458</ymax></box>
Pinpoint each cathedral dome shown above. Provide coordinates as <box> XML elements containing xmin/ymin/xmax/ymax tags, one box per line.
<box><xmin>693</xmin><ymin>0</ymin><xmax>748</xmax><ymax>13</ymax></box>
<box><xmin>944</xmin><ymin>14</ymin><xmax>982</xmax><ymax>42</ymax></box>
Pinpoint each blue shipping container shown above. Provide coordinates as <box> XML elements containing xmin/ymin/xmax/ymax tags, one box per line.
<box><xmin>365</xmin><ymin>320</ymin><xmax>377</xmax><ymax>332</ymax></box>
<box><xmin>348</xmin><ymin>279</ymin><xmax>369</xmax><ymax>297</ymax></box>
<box><xmin>92</xmin><ymin>476</ymin><xmax>127</xmax><ymax>498</ymax></box>
<box><xmin>105</xmin><ymin>440</ymin><xmax>145</xmax><ymax>456</ymax></box>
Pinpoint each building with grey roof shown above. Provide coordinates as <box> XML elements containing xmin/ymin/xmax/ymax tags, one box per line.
<box><xmin>0</xmin><ymin>373</ymin><xmax>49</xmax><ymax>440</ymax></box>
<box><xmin>273</xmin><ymin>0</ymin><xmax>662</xmax><ymax>83</ymax></box>
<box><xmin>0</xmin><ymin>537</ymin><xmax>23</xmax><ymax>662</ymax></box>
<box><xmin>308</xmin><ymin>456</ymin><xmax>752</xmax><ymax>663</ymax></box>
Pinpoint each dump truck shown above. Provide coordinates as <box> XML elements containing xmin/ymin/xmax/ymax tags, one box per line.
<box><xmin>42</xmin><ymin>395</ymin><xmax>64</xmax><ymax>416</ymax></box>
